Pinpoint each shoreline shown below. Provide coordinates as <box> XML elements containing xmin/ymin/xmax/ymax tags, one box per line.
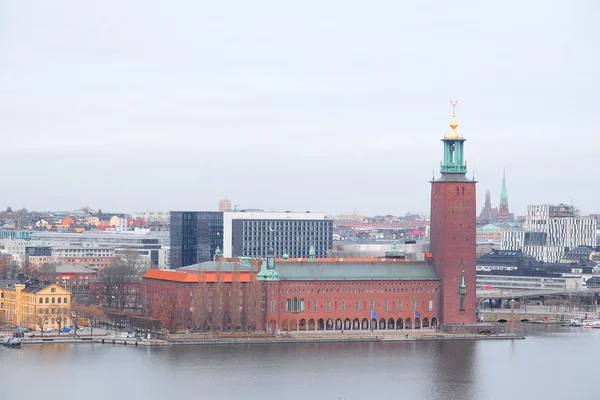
<box><xmin>15</xmin><ymin>332</ymin><xmax>524</xmax><ymax>347</ymax></box>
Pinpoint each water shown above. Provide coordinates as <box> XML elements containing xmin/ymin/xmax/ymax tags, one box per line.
<box><xmin>1</xmin><ymin>324</ymin><xmax>598</xmax><ymax>400</ymax></box>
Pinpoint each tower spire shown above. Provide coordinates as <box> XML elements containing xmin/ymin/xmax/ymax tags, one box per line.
<box><xmin>440</xmin><ymin>101</ymin><xmax>467</xmax><ymax>175</ymax></box>
<box><xmin>499</xmin><ymin>169</ymin><xmax>510</xmax><ymax>222</ymax></box>
<box><xmin>445</xmin><ymin>100</ymin><xmax>461</xmax><ymax>139</ymax></box>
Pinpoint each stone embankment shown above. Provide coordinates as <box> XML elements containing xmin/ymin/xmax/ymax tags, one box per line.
<box><xmin>479</xmin><ymin>312</ymin><xmax>567</xmax><ymax>323</ymax></box>
<box><xmin>16</xmin><ymin>329</ymin><xmax>524</xmax><ymax>347</ymax></box>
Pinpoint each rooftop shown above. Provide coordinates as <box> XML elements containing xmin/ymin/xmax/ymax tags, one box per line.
<box><xmin>142</xmin><ymin>269</ymin><xmax>252</xmax><ymax>283</ymax></box>
<box><xmin>274</xmin><ymin>261</ymin><xmax>439</xmax><ymax>281</ymax></box>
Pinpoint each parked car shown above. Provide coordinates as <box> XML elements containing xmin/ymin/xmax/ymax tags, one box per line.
<box><xmin>60</xmin><ymin>327</ymin><xmax>71</xmax><ymax>333</ymax></box>
<box><xmin>77</xmin><ymin>326</ymin><xmax>85</xmax><ymax>330</ymax></box>
<box><xmin>43</xmin><ymin>327</ymin><xmax>53</xmax><ymax>333</ymax></box>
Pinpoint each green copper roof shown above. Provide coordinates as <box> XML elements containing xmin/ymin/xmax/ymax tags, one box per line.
<box><xmin>500</xmin><ymin>170</ymin><xmax>508</xmax><ymax>202</ymax></box>
<box><xmin>275</xmin><ymin>262</ymin><xmax>439</xmax><ymax>281</ymax></box>
<box><xmin>258</xmin><ymin>260</ymin><xmax>279</xmax><ymax>281</ymax></box>
<box><xmin>478</xmin><ymin>224</ymin><xmax>503</xmax><ymax>232</ymax></box>
<box><xmin>177</xmin><ymin>261</ymin><xmax>252</xmax><ymax>272</ymax></box>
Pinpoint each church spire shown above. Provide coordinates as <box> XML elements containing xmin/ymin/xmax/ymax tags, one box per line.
<box><xmin>499</xmin><ymin>169</ymin><xmax>510</xmax><ymax>222</ymax></box>
<box><xmin>500</xmin><ymin>169</ymin><xmax>508</xmax><ymax>202</ymax></box>
<box><xmin>440</xmin><ymin>101</ymin><xmax>467</xmax><ymax>175</ymax></box>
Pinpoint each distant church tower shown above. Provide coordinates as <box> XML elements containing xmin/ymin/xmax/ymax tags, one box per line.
<box><xmin>498</xmin><ymin>170</ymin><xmax>509</xmax><ymax>222</ymax></box>
<box><xmin>430</xmin><ymin>101</ymin><xmax>477</xmax><ymax>326</ymax></box>
<box><xmin>479</xmin><ymin>190</ymin><xmax>492</xmax><ymax>220</ymax></box>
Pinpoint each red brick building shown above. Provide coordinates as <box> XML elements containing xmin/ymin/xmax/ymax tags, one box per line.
<box><xmin>141</xmin><ymin>107</ymin><xmax>477</xmax><ymax>332</ymax></box>
<box><xmin>141</xmin><ymin>254</ymin><xmax>440</xmax><ymax>332</ymax></box>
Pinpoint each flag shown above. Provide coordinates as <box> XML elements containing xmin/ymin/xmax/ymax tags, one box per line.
<box><xmin>414</xmin><ymin>310</ymin><xmax>421</xmax><ymax>319</ymax></box>
<box><xmin>371</xmin><ymin>310</ymin><xmax>377</xmax><ymax>320</ymax></box>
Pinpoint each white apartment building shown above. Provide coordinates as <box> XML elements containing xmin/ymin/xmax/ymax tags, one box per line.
<box><xmin>501</xmin><ymin>204</ymin><xmax>596</xmax><ymax>263</ymax></box>
<box><xmin>222</xmin><ymin>211</ymin><xmax>333</xmax><ymax>259</ymax></box>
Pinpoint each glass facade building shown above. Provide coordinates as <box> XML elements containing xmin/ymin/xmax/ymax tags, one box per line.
<box><xmin>170</xmin><ymin>212</ymin><xmax>223</xmax><ymax>269</ymax></box>
<box><xmin>231</xmin><ymin>218</ymin><xmax>333</xmax><ymax>259</ymax></box>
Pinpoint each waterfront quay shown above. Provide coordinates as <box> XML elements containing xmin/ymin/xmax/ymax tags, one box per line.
<box><xmin>13</xmin><ymin>326</ymin><xmax>523</xmax><ymax>347</ymax></box>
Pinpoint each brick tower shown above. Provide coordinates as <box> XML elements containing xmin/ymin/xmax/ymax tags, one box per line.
<box><xmin>430</xmin><ymin>102</ymin><xmax>477</xmax><ymax>326</ymax></box>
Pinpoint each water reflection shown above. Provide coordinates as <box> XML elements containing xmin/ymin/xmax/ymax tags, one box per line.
<box><xmin>1</xmin><ymin>326</ymin><xmax>599</xmax><ymax>400</ymax></box>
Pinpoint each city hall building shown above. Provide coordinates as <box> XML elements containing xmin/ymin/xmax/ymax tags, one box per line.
<box><xmin>146</xmin><ymin>107</ymin><xmax>477</xmax><ymax>331</ymax></box>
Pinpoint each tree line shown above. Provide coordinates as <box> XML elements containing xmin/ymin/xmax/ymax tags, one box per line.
<box><xmin>156</xmin><ymin>261</ymin><xmax>263</xmax><ymax>334</ymax></box>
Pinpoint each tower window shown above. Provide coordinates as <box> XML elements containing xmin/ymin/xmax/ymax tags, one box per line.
<box><xmin>456</xmin><ymin>187</ymin><xmax>459</xmax><ymax>195</ymax></box>
<box><xmin>462</xmin><ymin>187</ymin><xmax>465</xmax><ymax>195</ymax></box>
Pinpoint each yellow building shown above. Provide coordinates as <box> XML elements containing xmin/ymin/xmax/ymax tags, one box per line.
<box><xmin>0</xmin><ymin>280</ymin><xmax>72</xmax><ymax>331</ymax></box>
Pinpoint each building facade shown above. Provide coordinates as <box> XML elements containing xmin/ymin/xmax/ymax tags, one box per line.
<box><xmin>502</xmin><ymin>204</ymin><xmax>597</xmax><ymax>262</ymax></box>
<box><xmin>219</xmin><ymin>199</ymin><xmax>232</xmax><ymax>212</ymax></box>
<box><xmin>0</xmin><ymin>279</ymin><xmax>72</xmax><ymax>331</ymax></box>
<box><xmin>223</xmin><ymin>211</ymin><xmax>333</xmax><ymax>259</ymax></box>
<box><xmin>170</xmin><ymin>211</ymin><xmax>224</xmax><ymax>269</ymax></box>
<box><xmin>170</xmin><ymin>211</ymin><xmax>333</xmax><ymax>269</ymax></box>
<box><xmin>141</xmin><ymin>253</ymin><xmax>440</xmax><ymax>332</ymax></box>
<box><xmin>429</xmin><ymin>104</ymin><xmax>477</xmax><ymax>325</ymax></box>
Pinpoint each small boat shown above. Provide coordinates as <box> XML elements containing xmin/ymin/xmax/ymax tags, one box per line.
<box><xmin>2</xmin><ymin>336</ymin><xmax>14</xmax><ymax>346</ymax></box>
<box><xmin>583</xmin><ymin>320</ymin><xmax>600</xmax><ymax>328</ymax></box>
<box><xmin>560</xmin><ymin>319</ymin><xmax>584</xmax><ymax>327</ymax></box>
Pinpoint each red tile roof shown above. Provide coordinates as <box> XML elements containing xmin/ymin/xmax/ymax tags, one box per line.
<box><xmin>142</xmin><ymin>269</ymin><xmax>252</xmax><ymax>283</ymax></box>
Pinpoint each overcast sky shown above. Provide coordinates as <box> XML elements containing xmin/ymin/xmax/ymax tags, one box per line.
<box><xmin>1</xmin><ymin>1</ymin><xmax>598</xmax><ymax>216</ymax></box>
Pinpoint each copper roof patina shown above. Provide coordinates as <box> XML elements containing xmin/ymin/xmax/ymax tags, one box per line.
<box><xmin>275</xmin><ymin>261</ymin><xmax>439</xmax><ymax>281</ymax></box>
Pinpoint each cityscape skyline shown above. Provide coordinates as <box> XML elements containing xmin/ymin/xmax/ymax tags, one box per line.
<box><xmin>1</xmin><ymin>1</ymin><xmax>598</xmax><ymax>216</ymax></box>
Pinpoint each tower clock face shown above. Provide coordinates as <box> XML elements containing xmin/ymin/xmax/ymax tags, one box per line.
<box><xmin>449</xmin><ymin>144</ymin><xmax>455</xmax><ymax>151</ymax></box>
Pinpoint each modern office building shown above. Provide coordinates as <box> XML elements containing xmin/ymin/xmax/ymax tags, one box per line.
<box><xmin>501</xmin><ymin>204</ymin><xmax>597</xmax><ymax>262</ymax></box>
<box><xmin>170</xmin><ymin>211</ymin><xmax>223</xmax><ymax>269</ymax></box>
<box><xmin>223</xmin><ymin>211</ymin><xmax>333</xmax><ymax>259</ymax></box>
<box><xmin>169</xmin><ymin>211</ymin><xmax>333</xmax><ymax>268</ymax></box>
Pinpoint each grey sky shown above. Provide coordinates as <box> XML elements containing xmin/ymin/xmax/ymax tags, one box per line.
<box><xmin>1</xmin><ymin>1</ymin><xmax>598</xmax><ymax>216</ymax></box>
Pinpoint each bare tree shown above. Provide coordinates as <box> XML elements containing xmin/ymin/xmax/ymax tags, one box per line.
<box><xmin>213</xmin><ymin>262</ymin><xmax>225</xmax><ymax>332</ymax></box>
<box><xmin>55</xmin><ymin>308</ymin><xmax>67</xmax><ymax>335</ymax></box>
<box><xmin>81</xmin><ymin>305</ymin><xmax>106</xmax><ymax>337</ymax></box>
<box><xmin>230</xmin><ymin>262</ymin><xmax>242</xmax><ymax>332</ymax></box>
<box><xmin>245</xmin><ymin>261</ymin><xmax>262</xmax><ymax>331</ymax></box>
<box><xmin>98</xmin><ymin>264</ymin><xmax>118</xmax><ymax>308</ymax></box>
<box><xmin>97</xmin><ymin>251</ymin><xmax>147</xmax><ymax>311</ymax></box>
<box><xmin>36</xmin><ymin>313</ymin><xmax>47</xmax><ymax>335</ymax></box>
<box><xmin>160</xmin><ymin>292</ymin><xmax>181</xmax><ymax>334</ymax></box>
<box><xmin>192</xmin><ymin>267</ymin><xmax>209</xmax><ymax>332</ymax></box>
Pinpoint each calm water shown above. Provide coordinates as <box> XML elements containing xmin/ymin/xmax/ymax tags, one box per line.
<box><xmin>1</xmin><ymin>324</ymin><xmax>598</xmax><ymax>400</ymax></box>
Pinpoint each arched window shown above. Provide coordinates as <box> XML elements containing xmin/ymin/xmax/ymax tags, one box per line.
<box><xmin>64</xmin><ymin>297</ymin><xmax>68</xmax><ymax>304</ymax></box>
<box><xmin>51</xmin><ymin>308</ymin><xmax>55</xmax><ymax>314</ymax></box>
<box><xmin>300</xmin><ymin>299</ymin><xmax>305</xmax><ymax>312</ymax></box>
<box><xmin>39</xmin><ymin>297</ymin><xmax>43</xmax><ymax>304</ymax></box>
<box><xmin>293</xmin><ymin>297</ymin><xmax>299</xmax><ymax>312</ymax></box>
<box><xmin>45</xmin><ymin>297</ymin><xmax>49</xmax><ymax>304</ymax></box>
<box><xmin>58</xmin><ymin>298</ymin><xmax>62</xmax><ymax>304</ymax></box>
<box><xmin>0</xmin><ymin>292</ymin><xmax>4</xmax><ymax>298</ymax></box>
<box><xmin>51</xmin><ymin>297</ymin><xmax>55</xmax><ymax>304</ymax></box>
<box><xmin>0</xmin><ymin>302</ymin><xmax>3</xmax><ymax>309</ymax></box>
<box><xmin>286</xmin><ymin>299</ymin><xmax>291</xmax><ymax>312</ymax></box>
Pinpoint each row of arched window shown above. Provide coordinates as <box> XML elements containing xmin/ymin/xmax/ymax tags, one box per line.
<box><xmin>39</xmin><ymin>297</ymin><xmax>68</xmax><ymax>304</ymax></box>
<box><xmin>285</xmin><ymin>298</ymin><xmax>305</xmax><ymax>312</ymax></box>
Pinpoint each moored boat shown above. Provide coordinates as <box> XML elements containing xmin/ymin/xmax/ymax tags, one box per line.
<box><xmin>2</xmin><ymin>336</ymin><xmax>14</xmax><ymax>346</ymax></box>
